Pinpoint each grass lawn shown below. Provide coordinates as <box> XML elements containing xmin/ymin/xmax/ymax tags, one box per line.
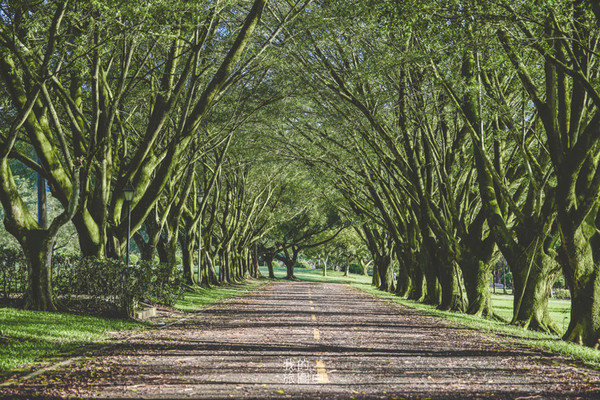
<box><xmin>491</xmin><ymin>293</ymin><xmax>571</xmax><ymax>334</ymax></box>
<box><xmin>0</xmin><ymin>308</ymin><xmax>140</xmax><ymax>375</ymax></box>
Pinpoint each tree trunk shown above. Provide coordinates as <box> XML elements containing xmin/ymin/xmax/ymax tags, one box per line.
<box><xmin>285</xmin><ymin>260</ymin><xmax>295</xmax><ymax>280</ymax></box>
<box><xmin>372</xmin><ymin>258</ymin><xmax>381</xmax><ymax>288</ymax></box>
<box><xmin>264</xmin><ymin>253</ymin><xmax>276</xmax><ymax>278</ymax></box>
<box><xmin>134</xmin><ymin>213</ymin><xmax>161</xmax><ymax>262</ymax></box>
<box><xmin>157</xmin><ymin>235</ymin><xmax>177</xmax><ymax>277</ymax></box>
<box><xmin>418</xmin><ymin>245</ymin><xmax>440</xmax><ymax>305</ymax></box>
<box><xmin>359</xmin><ymin>258</ymin><xmax>368</xmax><ymax>276</ymax></box>
<box><xmin>251</xmin><ymin>246</ymin><xmax>260</xmax><ymax>278</ymax></box>
<box><xmin>22</xmin><ymin>231</ymin><xmax>56</xmax><ymax>311</ymax></box>
<box><xmin>560</xmin><ymin>224</ymin><xmax>600</xmax><ymax>345</ymax></box>
<box><xmin>202</xmin><ymin>251</ymin><xmax>218</xmax><ymax>287</ymax></box>
<box><xmin>282</xmin><ymin>247</ymin><xmax>298</xmax><ymax>280</ymax></box>
<box><xmin>437</xmin><ymin>258</ymin><xmax>465</xmax><ymax>312</ymax></box>
<box><xmin>511</xmin><ymin>250</ymin><xmax>559</xmax><ymax>333</ymax></box>
<box><xmin>406</xmin><ymin>263</ymin><xmax>425</xmax><ymax>301</ymax></box>
<box><xmin>376</xmin><ymin>253</ymin><xmax>394</xmax><ymax>292</ymax></box>
<box><xmin>401</xmin><ymin>249</ymin><xmax>424</xmax><ymax>301</ymax></box>
<box><xmin>462</xmin><ymin>257</ymin><xmax>494</xmax><ymax>317</ymax></box>
<box><xmin>220</xmin><ymin>248</ymin><xmax>231</xmax><ymax>283</ymax></box>
<box><xmin>180</xmin><ymin>232</ymin><xmax>195</xmax><ymax>285</ymax></box>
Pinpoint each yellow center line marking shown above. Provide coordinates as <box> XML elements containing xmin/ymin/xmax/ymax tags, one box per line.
<box><xmin>311</xmin><ymin>314</ymin><xmax>316</xmax><ymax>321</ymax></box>
<box><xmin>313</xmin><ymin>328</ymin><xmax>320</xmax><ymax>341</ymax></box>
<box><xmin>316</xmin><ymin>360</ymin><xmax>329</xmax><ymax>384</ymax></box>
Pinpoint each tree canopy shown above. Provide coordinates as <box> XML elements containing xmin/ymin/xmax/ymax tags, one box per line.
<box><xmin>2</xmin><ymin>0</ymin><xmax>600</xmax><ymax>349</ymax></box>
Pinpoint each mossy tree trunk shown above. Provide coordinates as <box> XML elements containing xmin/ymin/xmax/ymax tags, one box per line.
<box><xmin>263</xmin><ymin>253</ymin><xmax>276</xmax><ymax>279</ymax></box>
<box><xmin>0</xmin><ymin>159</ymin><xmax>81</xmax><ymax>311</ymax></box>
<box><xmin>372</xmin><ymin>258</ymin><xmax>381</xmax><ymax>288</ymax></box>
<box><xmin>22</xmin><ymin>231</ymin><xmax>57</xmax><ymax>311</ymax></box>
<box><xmin>459</xmin><ymin>211</ymin><xmax>497</xmax><ymax>318</ymax></box>
<box><xmin>180</xmin><ymin>229</ymin><xmax>195</xmax><ymax>285</ymax></box>
<box><xmin>511</xmin><ymin>249</ymin><xmax>559</xmax><ymax>333</ymax></box>
<box><xmin>281</xmin><ymin>246</ymin><xmax>299</xmax><ymax>280</ymax></box>
<box><xmin>359</xmin><ymin>257</ymin><xmax>370</xmax><ymax>276</ymax></box>
<box><xmin>395</xmin><ymin>257</ymin><xmax>412</xmax><ymax>298</ymax></box>
<box><xmin>419</xmin><ymin>237</ymin><xmax>440</xmax><ymax>306</ymax></box>
<box><xmin>376</xmin><ymin>252</ymin><xmax>394</xmax><ymax>292</ymax></box>
<box><xmin>560</xmin><ymin>221</ymin><xmax>600</xmax><ymax>345</ymax></box>
<box><xmin>461</xmin><ymin>257</ymin><xmax>494</xmax><ymax>318</ymax></box>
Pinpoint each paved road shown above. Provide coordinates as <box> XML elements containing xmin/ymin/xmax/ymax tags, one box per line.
<box><xmin>2</xmin><ymin>282</ymin><xmax>599</xmax><ymax>399</ymax></box>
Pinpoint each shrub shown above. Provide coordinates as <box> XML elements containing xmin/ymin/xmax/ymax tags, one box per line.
<box><xmin>129</xmin><ymin>254</ymin><xmax>140</xmax><ymax>266</ymax></box>
<box><xmin>58</xmin><ymin>257</ymin><xmax>185</xmax><ymax>316</ymax></box>
<box><xmin>295</xmin><ymin>261</ymin><xmax>311</xmax><ymax>269</ymax></box>
<box><xmin>131</xmin><ymin>261</ymin><xmax>185</xmax><ymax>307</ymax></box>
<box><xmin>553</xmin><ymin>288</ymin><xmax>571</xmax><ymax>300</ymax></box>
<box><xmin>271</xmin><ymin>260</ymin><xmax>280</xmax><ymax>270</ymax></box>
<box><xmin>1</xmin><ymin>248</ymin><xmax>184</xmax><ymax>315</ymax></box>
<box><xmin>0</xmin><ymin>245</ymin><xmax>26</xmax><ymax>299</ymax></box>
<box><xmin>58</xmin><ymin>257</ymin><xmax>130</xmax><ymax>314</ymax></box>
<box><xmin>53</xmin><ymin>252</ymin><xmax>83</xmax><ymax>296</ymax></box>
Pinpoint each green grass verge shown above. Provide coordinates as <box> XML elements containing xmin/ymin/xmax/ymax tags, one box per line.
<box><xmin>352</xmin><ymin>283</ymin><xmax>600</xmax><ymax>370</ymax></box>
<box><xmin>258</xmin><ymin>265</ymin><xmax>372</xmax><ymax>285</ymax></box>
<box><xmin>0</xmin><ymin>308</ymin><xmax>140</xmax><ymax>375</ymax></box>
<box><xmin>174</xmin><ymin>279</ymin><xmax>267</xmax><ymax>312</ymax></box>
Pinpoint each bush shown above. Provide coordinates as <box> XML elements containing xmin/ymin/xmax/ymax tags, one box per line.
<box><xmin>57</xmin><ymin>257</ymin><xmax>185</xmax><ymax>316</ymax></box>
<box><xmin>553</xmin><ymin>288</ymin><xmax>571</xmax><ymax>300</ymax></box>
<box><xmin>0</xmin><ymin>247</ymin><xmax>185</xmax><ymax>314</ymax></box>
<box><xmin>295</xmin><ymin>261</ymin><xmax>311</xmax><ymax>269</ymax></box>
<box><xmin>58</xmin><ymin>257</ymin><xmax>130</xmax><ymax>314</ymax></box>
<box><xmin>129</xmin><ymin>254</ymin><xmax>140</xmax><ymax>266</ymax></box>
<box><xmin>271</xmin><ymin>260</ymin><xmax>280</xmax><ymax>270</ymax></box>
<box><xmin>0</xmin><ymin>245</ymin><xmax>26</xmax><ymax>299</ymax></box>
<box><xmin>131</xmin><ymin>261</ymin><xmax>185</xmax><ymax>307</ymax></box>
<box><xmin>53</xmin><ymin>252</ymin><xmax>83</xmax><ymax>296</ymax></box>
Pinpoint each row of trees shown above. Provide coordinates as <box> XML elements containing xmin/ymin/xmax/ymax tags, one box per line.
<box><xmin>256</xmin><ymin>0</ymin><xmax>600</xmax><ymax>348</ymax></box>
<box><xmin>0</xmin><ymin>0</ymin><xmax>343</xmax><ymax>311</ymax></box>
<box><xmin>3</xmin><ymin>0</ymin><xmax>600</xmax><ymax>350</ymax></box>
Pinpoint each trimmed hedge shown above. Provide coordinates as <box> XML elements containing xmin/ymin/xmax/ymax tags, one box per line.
<box><xmin>0</xmin><ymin>245</ymin><xmax>26</xmax><ymax>298</ymax></box>
<box><xmin>0</xmin><ymin>247</ymin><xmax>184</xmax><ymax>316</ymax></box>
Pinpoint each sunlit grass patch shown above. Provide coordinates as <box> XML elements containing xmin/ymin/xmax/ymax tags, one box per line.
<box><xmin>0</xmin><ymin>308</ymin><xmax>140</xmax><ymax>374</ymax></box>
<box><xmin>491</xmin><ymin>293</ymin><xmax>571</xmax><ymax>334</ymax></box>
